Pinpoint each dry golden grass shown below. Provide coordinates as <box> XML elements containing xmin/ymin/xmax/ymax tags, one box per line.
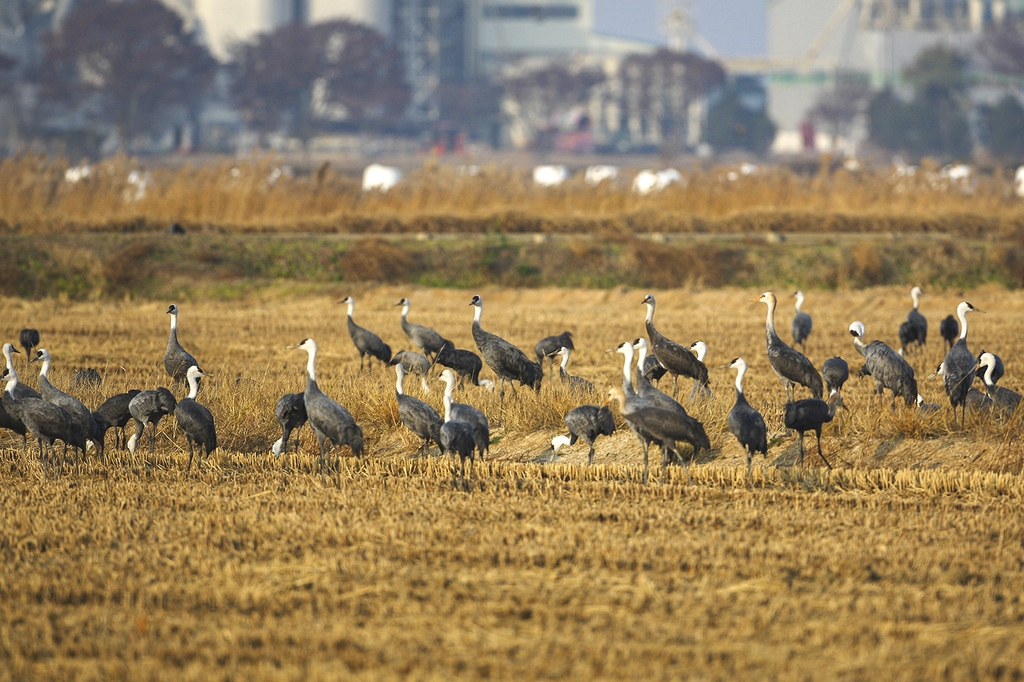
<box><xmin>3</xmin><ymin>155</ymin><xmax>1024</xmax><ymax>235</ymax></box>
<box><xmin>2</xmin><ymin>285</ymin><xmax>1024</xmax><ymax>679</ymax></box>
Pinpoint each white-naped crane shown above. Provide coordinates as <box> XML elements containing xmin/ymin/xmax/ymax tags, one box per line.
<box><xmin>396</xmin><ymin>297</ymin><xmax>450</xmax><ymax>360</ymax></box>
<box><xmin>784</xmin><ymin>391</ymin><xmax>844</xmax><ymax>469</ymax></box>
<box><xmin>289</xmin><ymin>338</ymin><xmax>364</xmax><ymax>484</ymax></box>
<box><xmin>756</xmin><ymin>292</ymin><xmax>823</xmax><ymax>401</ymax></box>
<box><xmin>394</xmin><ymin>363</ymin><xmax>443</xmax><ymax>456</ymax></box>
<box><xmin>175</xmin><ymin>365</ymin><xmax>217</xmax><ymax>471</ymax></box>
<box><xmin>340</xmin><ymin>296</ymin><xmax>392</xmax><ymax>372</ymax></box>
<box><xmin>848</xmin><ymin>321</ymin><xmax>917</xmax><ymax>406</ymax></box>
<box><xmin>942</xmin><ymin>301</ymin><xmax>983</xmax><ymax>429</ymax></box>
<box><xmin>725</xmin><ymin>358</ymin><xmax>768</xmax><ymax>480</ymax></box>
<box><xmin>469</xmin><ymin>294</ymin><xmax>542</xmax><ymax>420</ymax></box>
<box><xmin>641</xmin><ymin>293</ymin><xmax>709</xmax><ymax>399</ymax></box>
<box><xmin>791</xmin><ymin>290</ymin><xmax>812</xmax><ymax>350</ymax></box>
<box><xmin>898</xmin><ymin>286</ymin><xmax>928</xmax><ymax>355</ymax></box>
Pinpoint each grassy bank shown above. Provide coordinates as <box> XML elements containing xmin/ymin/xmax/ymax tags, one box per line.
<box><xmin>3</xmin><ymin>231</ymin><xmax>1024</xmax><ymax>300</ymax></box>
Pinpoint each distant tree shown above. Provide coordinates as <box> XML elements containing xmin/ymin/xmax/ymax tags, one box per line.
<box><xmin>229</xmin><ymin>20</ymin><xmax>408</xmax><ymax>146</ymax></box>
<box><xmin>866</xmin><ymin>45</ymin><xmax>971</xmax><ymax>159</ymax></box>
<box><xmin>501</xmin><ymin>59</ymin><xmax>605</xmax><ymax>149</ymax></box>
<box><xmin>978</xmin><ymin>30</ymin><xmax>1024</xmax><ymax>80</ymax></box>
<box><xmin>979</xmin><ymin>94</ymin><xmax>1024</xmax><ymax>162</ymax></box>
<box><xmin>704</xmin><ymin>77</ymin><xmax>775</xmax><ymax>156</ymax></box>
<box><xmin>809</xmin><ymin>72</ymin><xmax>871</xmax><ymax>142</ymax></box>
<box><xmin>40</xmin><ymin>0</ymin><xmax>216</xmax><ymax>150</ymax></box>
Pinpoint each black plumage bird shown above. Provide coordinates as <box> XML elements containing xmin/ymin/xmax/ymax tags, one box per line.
<box><xmin>757</xmin><ymin>292</ymin><xmax>823</xmax><ymax>401</ymax></box>
<box><xmin>94</xmin><ymin>389</ymin><xmax>142</xmax><ymax>451</ymax></box>
<box><xmin>535</xmin><ymin>331</ymin><xmax>575</xmax><ymax>372</ymax></box>
<box><xmin>165</xmin><ymin>304</ymin><xmax>200</xmax><ymax>385</ymax></box>
<box><xmin>175</xmin><ymin>366</ymin><xmax>217</xmax><ymax>471</ymax></box>
<box><xmin>725</xmin><ymin>358</ymin><xmax>768</xmax><ymax>479</ymax></box>
<box><xmin>434</xmin><ymin>342</ymin><xmax>491</xmax><ymax>390</ymax></box>
<box><xmin>341</xmin><ymin>296</ymin><xmax>392</xmax><ymax>372</ymax></box>
<box><xmin>469</xmin><ymin>295</ymin><xmax>542</xmax><ymax>419</ymax></box>
<box><xmin>942</xmin><ymin>302</ymin><xmax>982</xmax><ymax>429</ymax></box>
<box><xmin>272</xmin><ymin>393</ymin><xmax>307</xmax><ymax>457</ymax></box>
<box><xmin>128</xmin><ymin>387</ymin><xmax>177</xmax><ymax>456</ymax></box>
<box><xmin>784</xmin><ymin>392</ymin><xmax>844</xmax><ymax>468</ymax></box>
<box><xmin>641</xmin><ymin>293</ymin><xmax>710</xmax><ymax>399</ymax></box>
<box><xmin>822</xmin><ymin>357</ymin><xmax>849</xmax><ymax>395</ymax></box>
<box><xmin>557</xmin><ymin>404</ymin><xmax>616</xmax><ymax>465</ymax></box>
<box><xmin>939</xmin><ymin>315</ymin><xmax>959</xmax><ymax>351</ymax></box>
<box><xmin>898</xmin><ymin>286</ymin><xmax>928</xmax><ymax>355</ymax></box>
<box><xmin>19</xmin><ymin>328</ymin><xmax>39</xmax><ymax>360</ymax></box>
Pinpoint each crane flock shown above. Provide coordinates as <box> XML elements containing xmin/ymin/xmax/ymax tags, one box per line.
<box><xmin>0</xmin><ymin>287</ymin><xmax>1016</xmax><ymax>484</ymax></box>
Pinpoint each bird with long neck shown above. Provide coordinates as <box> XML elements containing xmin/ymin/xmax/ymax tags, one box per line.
<box><xmin>393</xmin><ymin>362</ymin><xmax>442</xmax><ymax>456</ymax></box>
<box><xmin>976</xmin><ymin>352</ymin><xmax>1021</xmax><ymax>412</ymax></box>
<box><xmin>725</xmin><ymin>357</ymin><xmax>768</xmax><ymax>480</ymax></box>
<box><xmin>4</xmin><ymin>367</ymin><xmax>74</xmax><ymax>475</ymax></box>
<box><xmin>942</xmin><ymin>301</ymin><xmax>983</xmax><ymax>429</ymax></box>
<box><xmin>848</xmin><ymin>320</ymin><xmax>917</xmax><ymax>406</ymax></box>
<box><xmin>469</xmin><ymin>294</ymin><xmax>542</xmax><ymax>422</ymax></box>
<box><xmin>165</xmin><ymin>304</ymin><xmax>200</xmax><ymax>385</ymax></box>
<box><xmin>641</xmin><ymin>293</ymin><xmax>709</xmax><ymax>399</ymax></box>
<box><xmin>32</xmin><ymin>348</ymin><xmax>100</xmax><ymax>461</ymax></box>
<box><xmin>791</xmin><ymin>291</ymin><xmax>812</xmax><ymax>350</ymax></box>
<box><xmin>176</xmin><ymin>365</ymin><xmax>216</xmax><ymax>471</ymax></box>
<box><xmin>756</xmin><ymin>291</ymin><xmax>823</xmax><ymax>401</ymax></box>
<box><xmin>438</xmin><ymin>368</ymin><xmax>489</xmax><ymax>458</ymax></box>
<box><xmin>439</xmin><ymin>387</ymin><xmax>476</xmax><ymax>479</ymax></box>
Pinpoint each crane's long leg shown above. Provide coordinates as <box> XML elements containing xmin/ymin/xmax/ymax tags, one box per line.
<box><xmin>798</xmin><ymin>433</ymin><xmax>805</xmax><ymax>465</ymax></box>
<box><xmin>186</xmin><ymin>439</ymin><xmax>195</xmax><ymax>472</ymax></box>
<box><xmin>587</xmin><ymin>444</ymin><xmax>595</xmax><ymax>466</ymax></box>
<box><xmin>815</xmin><ymin>430</ymin><xmax>832</xmax><ymax>469</ymax></box>
<box><xmin>672</xmin><ymin>374</ymin><xmax>679</xmax><ymax>398</ymax></box>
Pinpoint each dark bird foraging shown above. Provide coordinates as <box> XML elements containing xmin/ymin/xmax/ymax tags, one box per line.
<box><xmin>396</xmin><ymin>298</ymin><xmax>450</xmax><ymax>360</ymax></box>
<box><xmin>128</xmin><ymin>387</ymin><xmax>177</xmax><ymax>456</ymax></box>
<box><xmin>756</xmin><ymin>292</ymin><xmax>823</xmax><ymax>401</ymax></box>
<box><xmin>606</xmin><ymin>385</ymin><xmax>710</xmax><ymax>484</ymax></box>
<box><xmin>291</xmin><ymin>338</ymin><xmax>364</xmax><ymax>485</ymax></box>
<box><xmin>19</xmin><ymin>328</ymin><xmax>39</xmax><ymax>360</ymax></box>
<box><xmin>725</xmin><ymin>358</ymin><xmax>768</xmax><ymax>480</ymax></box>
<box><xmin>272</xmin><ymin>393</ymin><xmax>307</xmax><ymax>457</ymax></box>
<box><xmin>784</xmin><ymin>392</ymin><xmax>844</xmax><ymax>469</ymax></box>
<box><xmin>0</xmin><ymin>344</ymin><xmax>40</xmax><ymax>453</ymax></box>
<box><xmin>389</xmin><ymin>350</ymin><xmax>432</xmax><ymax>393</ymax></box>
<box><xmin>3</xmin><ymin>367</ymin><xmax>77</xmax><ymax>477</ymax></box>
<box><xmin>165</xmin><ymin>304</ymin><xmax>200</xmax><ymax>385</ymax></box>
<box><xmin>469</xmin><ymin>295</ymin><xmax>542</xmax><ymax>420</ymax></box>
<box><xmin>535</xmin><ymin>330</ymin><xmax>575</xmax><ymax>371</ymax></box>
<box><xmin>94</xmin><ymin>389</ymin><xmax>142</xmax><ymax>450</ymax></box>
<box><xmin>612</xmin><ymin>341</ymin><xmax>667</xmax><ymax>464</ymax></box>
<box><xmin>822</xmin><ymin>357</ymin><xmax>849</xmax><ymax>395</ymax></box>
<box><xmin>72</xmin><ymin>368</ymin><xmax>102</xmax><ymax>388</ymax></box>
<box><xmin>548</xmin><ymin>346</ymin><xmax>596</xmax><ymax>393</ymax></box>
<box><xmin>939</xmin><ymin>315</ymin><xmax>959</xmax><ymax>351</ymax></box>
<box><xmin>641</xmin><ymin>293</ymin><xmax>710</xmax><ymax>399</ymax></box>
<box><xmin>977</xmin><ymin>353</ymin><xmax>1021</xmax><ymax>414</ymax></box>
<box><xmin>440</xmin><ymin>392</ymin><xmax>477</xmax><ymax>479</ymax></box>
<box><xmin>559</xmin><ymin>404</ymin><xmax>616</xmax><ymax>465</ymax></box>
<box><xmin>897</xmin><ymin>287</ymin><xmax>928</xmax><ymax>356</ymax></box>
<box><xmin>942</xmin><ymin>302</ymin><xmax>983</xmax><ymax>429</ymax></box>
<box><xmin>168</xmin><ymin>222</ymin><xmax>186</xmax><ymax>234</ymax></box>
<box><xmin>434</xmin><ymin>342</ymin><xmax>492</xmax><ymax>391</ymax></box>
<box><xmin>394</xmin><ymin>363</ymin><xmax>443</xmax><ymax>456</ymax></box>
<box><xmin>175</xmin><ymin>366</ymin><xmax>217</xmax><ymax>471</ymax></box>
<box><xmin>33</xmin><ymin>348</ymin><xmax>103</xmax><ymax>462</ymax></box>
<box><xmin>791</xmin><ymin>290</ymin><xmax>812</xmax><ymax>350</ymax></box>
<box><xmin>438</xmin><ymin>369</ymin><xmax>490</xmax><ymax>459</ymax></box>
<box><xmin>341</xmin><ymin>296</ymin><xmax>392</xmax><ymax>372</ymax></box>
<box><xmin>631</xmin><ymin>338</ymin><xmax>705</xmax><ymax>465</ymax></box>
<box><xmin>848</xmin><ymin>321</ymin><xmax>917</xmax><ymax>407</ymax></box>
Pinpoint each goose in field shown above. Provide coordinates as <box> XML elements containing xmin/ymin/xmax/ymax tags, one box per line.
<box><xmin>175</xmin><ymin>366</ymin><xmax>217</xmax><ymax>471</ymax></box>
<box><xmin>340</xmin><ymin>296</ymin><xmax>392</xmax><ymax>372</ymax></box>
<box><xmin>469</xmin><ymin>295</ymin><xmax>542</xmax><ymax>419</ymax></box>
<box><xmin>641</xmin><ymin>293</ymin><xmax>709</xmax><ymax>399</ymax></box>
<box><xmin>725</xmin><ymin>358</ymin><xmax>768</xmax><ymax>480</ymax></box>
<box><xmin>165</xmin><ymin>304</ymin><xmax>200</xmax><ymax>384</ymax></box>
<box><xmin>848</xmin><ymin>321</ymin><xmax>916</xmax><ymax>406</ymax></box>
<box><xmin>756</xmin><ymin>292</ymin><xmax>823</xmax><ymax>401</ymax></box>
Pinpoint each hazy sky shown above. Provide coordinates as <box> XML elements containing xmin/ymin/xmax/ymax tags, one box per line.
<box><xmin>593</xmin><ymin>0</ymin><xmax>768</xmax><ymax>56</ymax></box>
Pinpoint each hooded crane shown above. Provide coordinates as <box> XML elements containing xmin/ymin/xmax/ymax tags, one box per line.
<box><xmin>0</xmin><ymin>344</ymin><xmax>39</xmax><ymax>452</ymax></box>
<box><xmin>440</xmin><ymin>391</ymin><xmax>477</xmax><ymax>479</ymax></box>
<box><xmin>784</xmin><ymin>391</ymin><xmax>844</xmax><ymax>468</ymax></box>
<box><xmin>469</xmin><ymin>295</ymin><xmax>542</xmax><ymax>419</ymax></box>
<box><xmin>976</xmin><ymin>350</ymin><xmax>1004</xmax><ymax>387</ymax></box>
<box><xmin>394</xmin><ymin>363</ymin><xmax>443</xmax><ymax>456</ymax></box>
<box><xmin>272</xmin><ymin>393</ymin><xmax>306</xmax><ymax>457</ymax></box>
<box><xmin>127</xmin><ymin>387</ymin><xmax>177</xmax><ymax>456</ymax></box>
<box><xmin>389</xmin><ymin>350</ymin><xmax>432</xmax><ymax>393</ymax></box>
<box><xmin>396</xmin><ymin>297</ymin><xmax>450</xmax><ymax>360</ymax></box>
<box><xmin>340</xmin><ymin>296</ymin><xmax>392</xmax><ymax>372</ymax></box>
<box><xmin>548</xmin><ymin>346</ymin><xmax>595</xmax><ymax>393</ymax></box>
<box><xmin>434</xmin><ymin>341</ymin><xmax>492</xmax><ymax>391</ymax></box>
<box><xmin>438</xmin><ymin>369</ymin><xmax>489</xmax><ymax>459</ymax></box>
<box><xmin>556</xmin><ymin>404</ymin><xmax>616</xmax><ymax>465</ymax></box>
<box><xmin>942</xmin><ymin>301</ymin><xmax>983</xmax><ymax>429</ymax></box>
<box><xmin>756</xmin><ymin>292</ymin><xmax>823</xmax><ymax>401</ymax></box>
<box><xmin>725</xmin><ymin>358</ymin><xmax>768</xmax><ymax>480</ymax></box>
<box><xmin>606</xmin><ymin>386</ymin><xmax>710</xmax><ymax>484</ymax></box>
<box><xmin>613</xmin><ymin>340</ymin><xmax>663</xmax><ymax>463</ymax></box>
<box><xmin>930</xmin><ymin>362</ymin><xmax>991</xmax><ymax>413</ymax></box>
<box><xmin>977</xmin><ymin>352</ymin><xmax>1020</xmax><ymax>413</ymax></box>
<box><xmin>898</xmin><ymin>286</ymin><xmax>928</xmax><ymax>355</ymax></box>
<box><xmin>94</xmin><ymin>389</ymin><xmax>142</xmax><ymax>451</ymax></box>
<box><xmin>3</xmin><ymin>367</ymin><xmax>76</xmax><ymax>477</ymax></box>
<box><xmin>848</xmin><ymin>321</ymin><xmax>917</xmax><ymax>406</ymax></box>
<box><xmin>791</xmin><ymin>291</ymin><xmax>812</xmax><ymax>350</ymax></box>
<box><xmin>165</xmin><ymin>304</ymin><xmax>200</xmax><ymax>384</ymax></box>
<box><xmin>939</xmin><ymin>315</ymin><xmax>959</xmax><ymax>351</ymax></box>
<box><xmin>822</xmin><ymin>357</ymin><xmax>849</xmax><ymax>395</ymax></box>
<box><xmin>641</xmin><ymin>294</ymin><xmax>710</xmax><ymax>399</ymax></box>
<box><xmin>175</xmin><ymin>365</ymin><xmax>217</xmax><ymax>471</ymax></box>
<box><xmin>535</xmin><ymin>331</ymin><xmax>575</xmax><ymax>373</ymax></box>
<box><xmin>290</xmin><ymin>338</ymin><xmax>364</xmax><ymax>484</ymax></box>
<box><xmin>32</xmin><ymin>348</ymin><xmax>102</xmax><ymax>462</ymax></box>
<box><xmin>19</xmin><ymin>329</ymin><xmax>39</xmax><ymax>363</ymax></box>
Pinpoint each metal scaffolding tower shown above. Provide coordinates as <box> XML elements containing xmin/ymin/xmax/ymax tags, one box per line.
<box><xmin>394</xmin><ymin>0</ymin><xmax>441</xmax><ymax>122</ymax></box>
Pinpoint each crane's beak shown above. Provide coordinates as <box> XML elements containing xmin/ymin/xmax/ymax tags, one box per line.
<box><xmin>10</xmin><ymin>348</ymin><xmax>19</xmax><ymax>355</ymax></box>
